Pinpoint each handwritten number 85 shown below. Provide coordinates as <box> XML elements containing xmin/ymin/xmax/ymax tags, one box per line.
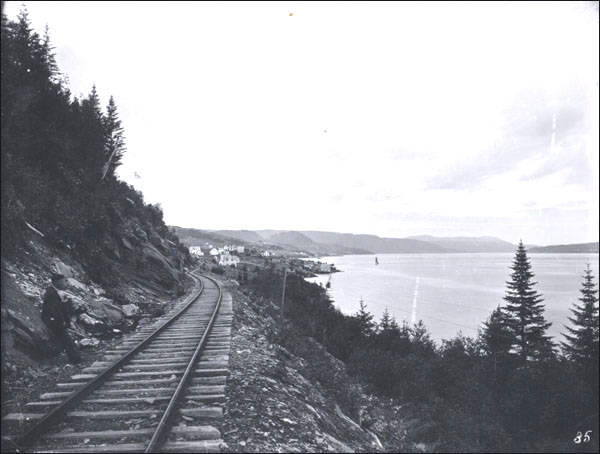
<box><xmin>574</xmin><ymin>430</ymin><xmax>592</xmax><ymax>444</ymax></box>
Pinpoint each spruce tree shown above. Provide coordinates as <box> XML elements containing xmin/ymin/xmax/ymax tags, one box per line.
<box><xmin>101</xmin><ymin>96</ymin><xmax>126</xmax><ymax>180</ymax></box>
<box><xmin>562</xmin><ymin>264</ymin><xmax>599</xmax><ymax>370</ymax></box>
<box><xmin>41</xmin><ymin>24</ymin><xmax>60</xmax><ymax>84</ymax></box>
<box><xmin>79</xmin><ymin>85</ymin><xmax>106</xmax><ymax>178</ymax></box>
<box><xmin>389</xmin><ymin>315</ymin><xmax>400</xmax><ymax>334</ymax></box>
<box><xmin>378</xmin><ymin>306</ymin><xmax>392</xmax><ymax>332</ymax></box>
<box><xmin>355</xmin><ymin>298</ymin><xmax>375</xmax><ymax>337</ymax></box>
<box><xmin>481</xmin><ymin>306</ymin><xmax>514</xmax><ymax>381</ymax></box>
<box><xmin>503</xmin><ymin>240</ymin><xmax>555</xmax><ymax>362</ymax></box>
<box><xmin>481</xmin><ymin>306</ymin><xmax>514</xmax><ymax>357</ymax></box>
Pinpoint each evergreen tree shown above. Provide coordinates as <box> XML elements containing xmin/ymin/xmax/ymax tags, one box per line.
<box><xmin>12</xmin><ymin>7</ymin><xmax>39</xmax><ymax>78</ymax></box>
<box><xmin>101</xmin><ymin>95</ymin><xmax>126</xmax><ymax>180</ymax></box>
<box><xmin>480</xmin><ymin>306</ymin><xmax>514</xmax><ymax>382</ymax></box>
<box><xmin>411</xmin><ymin>320</ymin><xmax>436</xmax><ymax>357</ymax></box>
<box><xmin>41</xmin><ymin>24</ymin><xmax>60</xmax><ymax>84</ymax></box>
<box><xmin>389</xmin><ymin>315</ymin><xmax>400</xmax><ymax>334</ymax></box>
<box><xmin>378</xmin><ymin>306</ymin><xmax>392</xmax><ymax>332</ymax></box>
<box><xmin>355</xmin><ymin>298</ymin><xmax>375</xmax><ymax>337</ymax></box>
<box><xmin>503</xmin><ymin>240</ymin><xmax>555</xmax><ymax>362</ymax></box>
<box><xmin>562</xmin><ymin>264</ymin><xmax>599</xmax><ymax>371</ymax></box>
<box><xmin>79</xmin><ymin>85</ymin><xmax>105</xmax><ymax>179</ymax></box>
<box><xmin>481</xmin><ymin>306</ymin><xmax>514</xmax><ymax>357</ymax></box>
<box><xmin>87</xmin><ymin>84</ymin><xmax>102</xmax><ymax>117</ymax></box>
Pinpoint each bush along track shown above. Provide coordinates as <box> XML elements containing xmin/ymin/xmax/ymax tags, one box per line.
<box><xmin>219</xmin><ymin>279</ymin><xmax>415</xmax><ymax>453</ymax></box>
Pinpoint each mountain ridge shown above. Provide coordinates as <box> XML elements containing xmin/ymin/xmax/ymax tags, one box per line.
<box><xmin>528</xmin><ymin>242</ymin><xmax>599</xmax><ymax>253</ymax></box>
<box><xmin>172</xmin><ymin>228</ymin><xmax>598</xmax><ymax>255</ymax></box>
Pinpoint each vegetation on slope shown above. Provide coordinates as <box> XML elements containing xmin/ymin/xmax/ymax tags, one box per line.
<box><xmin>246</xmin><ymin>244</ymin><xmax>599</xmax><ymax>452</ymax></box>
<box><xmin>1</xmin><ymin>9</ymin><xmax>190</xmax><ymax>295</ymax></box>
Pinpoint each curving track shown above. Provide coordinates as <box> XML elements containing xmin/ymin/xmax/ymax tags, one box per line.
<box><xmin>3</xmin><ymin>273</ymin><xmax>232</xmax><ymax>453</ymax></box>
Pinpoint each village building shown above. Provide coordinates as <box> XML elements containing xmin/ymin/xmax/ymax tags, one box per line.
<box><xmin>209</xmin><ymin>248</ymin><xmax>219</xmax><ymax>256</ymax></box>
<box><xmin>236</xmin><ymin>246</ymin><xmax>245</xmax><ymax>254</ymax></box>
<box><xmin>189</xmin><ymin>246</ymin><xmax>204</xmax><ymax>257</ymax></box>
<box><xmin>319</xmin><ymin>263</ymin><xmax>332</xmax><ymax>273</ymax></box>
<box><xmin>218</xmin><ymin>254</ymin><xmax>240</xmax><ymax>267</ymax></box>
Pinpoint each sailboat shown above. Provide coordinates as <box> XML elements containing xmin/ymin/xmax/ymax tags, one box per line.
<box><xmin>375</xmin><ymin>256</ymin><xmax>379</xmax><ymax>265</ymax></box>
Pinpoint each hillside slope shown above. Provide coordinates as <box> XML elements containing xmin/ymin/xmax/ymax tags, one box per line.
<box><xmin>215</xmin><ymin>230</ymin><xmax>265</xmax><ymax>243</ymax></box>
<box><xmin>172</xmin><ymin>226</ymin><xmax>246</xmax><ymax>248</ymax></box>
<box><xmin>267</xmin><ymin>231</ymin><xmax>318</xmax><ymax>248</ymax></box>
<box><xmin>221</xmin><ymin>281</ymin><xmax>416</xmax><ymax>453</ymax></box>
<box><xmin>529</xmin><ymin>242</ymin><xmax>599</xmax><ymax>253</ymax></box>
<box><xmin>406</xmin><ymin>235</ymin><xmax>516</xmax><ymax>252</ymax></box>
<box><xmin>1</xmin><ymin>11</ymin><xmax>191</xmax><ymax>364</ymax></box>
<box><xmin>301</xmin><ymin>231</ymin><xmax>448</xmax><ymax>253</ymax></box>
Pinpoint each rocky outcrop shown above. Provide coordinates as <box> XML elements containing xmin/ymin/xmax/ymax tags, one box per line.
<box><xmin>1</xmin><ymin>271</ymin><xmax>58</xmax><ymax>359</ymax></box>
<box><xmin>1</xmin><ymin>204</ymin><xmax>190</xmax><ymax>364</ymax></box>
<box><xmin>140</xmin><ymin>243</ymin><xmax>181</xmax><ymax>289</ymax></box>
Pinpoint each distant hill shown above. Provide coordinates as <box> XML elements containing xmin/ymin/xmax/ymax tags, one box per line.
<box><xmin>267</xmin><ymin>231</ymin><xmax>317</xmax><ymax>248</ymax></box>
<box><xmin>255</xmin><ymin>230</ymin><xmax>286</xmax><ymax>239</ymax></box>
<box><xmin>171</xmin><ymin>228</ymin><xmax>533</xmax><ymax>255</ymax></box>
<box><xmin>300</xmin><ymin>231</ymin><xmax>448</xmax><ymax>254</ymax></box>
<box><xmin>214</xmin><ymin>230</ymin><xmax>264</xmax><ymax>243</ymax></box>
<box><xmin>261</xmin><ymin>231</ymin><xmax>370</xmax><ymax>255</ymax></box>
<box><xmin>171</xmin><ymin>227</ymin><xmax>245</xmax><ymax>247</ymax></box>
<box><xmin>406</xmin><ymin>235</ymin><xmax>516</xmax><ymax>253</ymax></box>
<box><xmin>528</xmin><ymin>242</ymin><xmax>599</xmax><ymax>253</ymax></box>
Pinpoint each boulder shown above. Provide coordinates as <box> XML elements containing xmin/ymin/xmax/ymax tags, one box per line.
<box><xmin>121</xmin><ymin>303</ymin><xmax>139</xmax><ymax>318</ymax></box>
<box><xmin>53</xmin><ymin>260</ymin><xmax>76</xmax><ymax>279</ymax></box>
<box><xmin>78</xmin><ymin>313</ymin><xmax>105</xmax><ymax>328</ymax></box>
<box><xmin>54</xmin><ymin>277</ymin><xmax>88</xmax><ymax>295</ymax></box>
<box><xmin>79</xmin><ymin>337</ymin><xmax>100</xmax><ymax>347</ymax></box>
<box><xmin>86</xmin><ymin>298</ymin><xmax>126</xmax><ymax>325</ymax></box>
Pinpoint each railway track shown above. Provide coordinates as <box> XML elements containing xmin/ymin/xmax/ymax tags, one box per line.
<box><xmin>3</xmin><ymin>273</ymin><xmax>232</xmax><ymax>453</ymax></box>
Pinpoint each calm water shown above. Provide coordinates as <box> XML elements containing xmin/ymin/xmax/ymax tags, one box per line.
<box><xmin>306</xmin><ymin>253</ymin><xmax>599</xmax><ymax>343</ymax></box>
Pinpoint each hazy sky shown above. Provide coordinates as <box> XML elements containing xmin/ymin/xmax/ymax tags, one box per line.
<box><xmin>4</xmin><ymin>1</ymin><xmax>599</xmax><ymax>245</ymax></box>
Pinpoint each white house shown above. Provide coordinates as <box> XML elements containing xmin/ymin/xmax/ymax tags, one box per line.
<box><xmin>189</xmin><ymin>246</ymin><xmax>204</xmax><ymax>257</ymax></box>
<box><xmin>262</xmin><ymin>250</ymin><xmax>272</xmax><ymax>257</ymax></box>
<box><xmin>319</xmin><ymin>263</ymin><xmax>332</xmax><ymax>273</ymax></box>
<box><xmin>219</xmin><ymin>254</ymin><xmax>240</xmax><ymax>267</ymax></box>
<box><xmin>209</xmin><ymin>248</ymin><xmax>219</xmax><ymax>256</ymax></box>
<box><xmin>236</xmin><ymin>246</ymin><xmax>245</xmax><ymax>254</ymax></box>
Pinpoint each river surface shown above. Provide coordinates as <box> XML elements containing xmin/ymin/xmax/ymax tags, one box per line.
<box><xmin>305</xmin><ymin>253</ymin><xmax>599</xmax><ymax>343</ymax></box>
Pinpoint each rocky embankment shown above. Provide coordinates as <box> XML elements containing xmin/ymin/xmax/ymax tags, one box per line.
<box><xmin>220</xmin><ymin>280</ymin><xmax>418</xmax><ymax>453</ymax></box>
<box><xmin>1</xmin><ymin>225</ymin><xmax>191</xmax><ymax>370</ymax></box>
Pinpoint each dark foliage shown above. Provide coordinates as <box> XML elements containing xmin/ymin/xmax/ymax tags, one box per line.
<box><xmin>562</xmin><ymin>264</ymin><xmax>599</xmax><ymax>397</ymax></box>
<box><xmin>1</xmin><ymin>10</ymin><xmax>190</xmax><ymax>282</ymax></box>
<box><xmin>248</xmin><ymin>255</ymin><xmax>599</xmax><ymax>451</ymax></box>
<box><xmin>502</xmin><ymin>240</ymin><xmax>555</xmax><ymax>362</ymax></box>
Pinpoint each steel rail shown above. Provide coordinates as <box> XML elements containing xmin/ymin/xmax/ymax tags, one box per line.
<box><xmin>144</xmin><ymin>272</ymin><xmax>223</xmax><ymax>453</ymax></box>
<box><xmin>15</xmin><ymin>274</ymin><xmax>206</xmax><ymax>449</ymax></box>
